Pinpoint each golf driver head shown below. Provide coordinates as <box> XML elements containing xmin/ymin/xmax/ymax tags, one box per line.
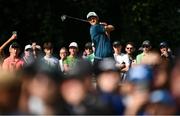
<box><xmin>61</xmin><ymin>15</ymin><xmax>67</xmax><ymax>22</ymax></box>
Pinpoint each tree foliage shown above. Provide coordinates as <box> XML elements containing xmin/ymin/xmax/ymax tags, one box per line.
<box><xmin>0</xmin><ymin>0</ymin><xmax>179</xmax><ymax>52</ymax></box>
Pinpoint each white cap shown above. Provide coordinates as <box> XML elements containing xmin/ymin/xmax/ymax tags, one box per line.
<box><xmin>24</xmin><ymin>44</ymin><xmax>32</xmax><ymax>50</ymax></box>
<box><xmin>87</xmin><ymin>12</ymin><xmax>98</xmax><ymax>19</ymax></box>
<box><xmin>69</xmin><ymin>42</ymin><xmax>78</xmax><ymax>48</ymax></box>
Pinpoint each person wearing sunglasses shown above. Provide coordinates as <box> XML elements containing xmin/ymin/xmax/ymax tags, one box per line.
<box><xmin>112</xmin><ymin>41</ymin><xmax>126</xmax><ymax>70</ymax></box>
<box><xmin>124</xmin><ymin>42</ymin><xmax>136</xmax><ymax>68</ymax></box>
<box><xmin>159</xmin><ymin>42</ymin><xmax>174</xmax><ymax>65</ymax></box>
<box><xmin>22</xmin><ymin>44</ymin><xmax>34</xmax><ymax>66</ymax></box>
<box><xmin>136</xmin><ymin>40</ymin><xmax>152</xmax><ymax>64</ymax></box>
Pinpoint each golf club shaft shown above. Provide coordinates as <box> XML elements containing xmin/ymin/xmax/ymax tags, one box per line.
<box><xmin>66</xmin><ymin>15</ymin><xmax>88</xmax><ymax>23</ymax></box>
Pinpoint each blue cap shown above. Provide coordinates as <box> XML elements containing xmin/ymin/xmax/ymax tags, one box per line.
<box><xmin>127</xmin><ymin>65</ymin><xmax>153</xmax><ymax>84</ymax></box>
<box><xmin>150</xmin><ymin>90</ymin><xmax>175</xmax><ymax>106</ymax></box>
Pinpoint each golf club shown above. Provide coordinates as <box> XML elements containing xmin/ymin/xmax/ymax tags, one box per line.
<box><xmin>61</xmin><ymin>14</ymin><xmax>88</xmax><ymax>23</ymax></box>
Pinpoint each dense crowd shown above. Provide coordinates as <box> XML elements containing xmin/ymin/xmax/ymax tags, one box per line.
<box><xmin>0</xmin><ymin>33</ymin><xmax>179</xmax><ymax>115</ymax></box>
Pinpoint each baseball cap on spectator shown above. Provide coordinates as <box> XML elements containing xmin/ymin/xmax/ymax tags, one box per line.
<box><xmin>150</xmin><ymin>90</ymin><xmax>175</xmax><ymax>106</ymax></box>
<box><xmin>85</xmin><ymin>42</ymin><xmax>92</xmax><ymax>49</ymax></box>
<box><xmin>142</xmin><ymin>40</ymin><xmax>151</xmax><ymax>46</ymax></box>
<box><xmin>127</xmin><ymin>65</ymin><xmax>153</xmax><ymax>84</ymax></box>
<box><xmin>69</xmin><ymin>42</ymin><xmax>78</xmax><ymax>48</ymax></box>
<box><xmin>159</xmin><ymin>42</ymin><xmax>168</xmax><ymax>48</ymax></box>
<box><xmin>113</xmin><ymin>41</ymin><xmax>121</xmax><ymax>47</ymax></box>
<box><xmin>87</xmin><ymin>12</ymin><xmax>99</xmax><ymax>20</ymax></box>
<box><xmin>24</xmin><ymin>44</ymin><xmax>32</xmax><ymax>51</ymax></box>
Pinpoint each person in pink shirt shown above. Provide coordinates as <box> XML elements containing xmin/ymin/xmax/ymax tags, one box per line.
<box><xmin>2</xmin><ymin>42</ymin><xmax>24</xmax><ymax>72</ymax></box>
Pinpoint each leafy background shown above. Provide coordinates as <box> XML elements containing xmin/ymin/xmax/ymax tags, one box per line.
<box><xmin>0</xmin><ymin>0</ymin><xmax>180</xmax><ymax>55</ymax></box>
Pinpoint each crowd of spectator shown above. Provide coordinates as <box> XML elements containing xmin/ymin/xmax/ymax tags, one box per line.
<box><xmin>0</xmin><ymin>32</ymin><xmax>179</xmax><ymax>115</ymax></box>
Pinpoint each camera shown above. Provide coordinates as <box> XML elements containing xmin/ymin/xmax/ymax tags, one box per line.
<box><xmin>12</xmin><ymin>31</ymin><xmax>17</xmax><ymax>35</ymax></box>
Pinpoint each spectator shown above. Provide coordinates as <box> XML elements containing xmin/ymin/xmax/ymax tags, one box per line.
<box><xmin>124</xmin><ymin>42</ymin><xmax>136</xmax><ymax>67</ymax></box>
<box><xmin>170</xmin><ymin>49</ymin><xmax>180</xmax><ymax>113</ymax></box>
<box><xmin>26</xmin><ymin>62</ymin><xmax>64</xmax><ymax>114</ymax></box>
<box><xmin>144</xmin><ymin>90</ymin><xmax>177</xmax><ymax>115</ymax></box>
<box><xmin>59</xmin><ymin>47</ymin><xmax>68</xmax><ymax>73</ymax></box>
<box><xmin>112</xmin><ymin>41</ymin><xmax>128</xmax><ymax>81</ymax></box>
<box><xmin>31</xmin><ymin>42</ymin><xmax>42</xmax><ymax>59</ymax></box>
<box><xmin>63</xmin><ymin>42</ymin><xmax>79</xmax><ymax>73</ymax></box>
<box><xmin>140</xmin><ymin>51</ymin><xmax>169</xmax><ymax>90</ymax></box>
<box><xmin>159</xmin><ymin>42</ymin><xmax>174</xmax><ymax>64</ymax></box>
<box><xmin>136</xmin><ymin>40</ymin><xmax>152</xmax><ymax>64</ymax></box>
<box><xmin>22</xmin><ymin>45</ymin><xmax>34</xmax><ymax>66</ymax></box>
<box><xmin>0</xmin><ymin>33</ymin><xmax>17</xmax><ymax>63</ymax></box>
<box><xmin>34</xmin><ymin>45</ymin><xmax>43</xmax><ymax>59</ymax></box>
<box><xmin>82</xmin><ymin>42</ymin><xmax>95</xmax><ymax>63</ymax></box>
<box><xmin>67</xmin><ymin>59</ymin><xmax>95</xmax><ymax>92</ymax></box>
<box><xmin>41</xmin><ymin>42</ymin><xmax>59</xmax><ymax>69</ymax></box>
<box><xmin>60</xmin><ymin>59</ymin><xmax>113</xmax><ymax>114</ymax></box>
<box><xmin>31</xmin><ymin>42</ymin><xmax>37</xmax><ymax>58</ymax></box>
<box><xmin>2</xmin><ymin>42</ymin><xmax>24</xmax><ymax>72</ymax></box>
<box><xmin>113</xmin><ymin>41</ymin><xmax>125</xmax><ymax>68</ymax></box>
<box><xmin>159</xmin><ymin>42</ymin><xmax>171</xmax><ymax>58</ymax></box>
<box><xmin>124</xmin><ymin>65</ymin><xmax>153</xmax><ymax>115</ymax></box>
<box><xmin>0</xmin><ymin>70</ymin><xmax>21</xmax><ymax>114</ymax></box>
<box><xmin>96</xmin><ymin>58</ymin><xmax>125</xmax><ymax>114</ymax></box>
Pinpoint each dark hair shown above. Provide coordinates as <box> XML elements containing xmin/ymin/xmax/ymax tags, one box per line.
<box><xmin>126</xmin><ymin>42</ymin><xmax>135</xmax><ymax>47</ymax></box>
<box><xmin>43</xmin><ymin>42</ymin><xmax>53</xmax><ymax>49</ymax></box>
<box><xmin>11</xmin><ymin>42</ymin><xmax>20</xmax><ymax>48</ymax></box>
<box><xmin>159</xmin><ymin>42</ymin><xmax>168</xmax><ymax>48</ymax></box>
<box><xmin>113</xmin><ymin>41</ymin><xmax>121</xmax><ymax>46</ymax></box>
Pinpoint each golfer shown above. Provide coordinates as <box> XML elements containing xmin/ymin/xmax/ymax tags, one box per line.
<box><xmin>87</xmin><ymin>12</ymin><xmax>115</xmax><ymax>74</ymax></box>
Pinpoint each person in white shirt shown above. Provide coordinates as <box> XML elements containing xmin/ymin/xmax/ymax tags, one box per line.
<box><xmin>124</xmin><ymin>42</ymin><xmax>136</xmax><ymax>69</ymax></box>
<box><xmin>113</xmin><ymin>41</ymin><xmax>128</xmax><ymax>81</ymax></box>
<box><xmin>42</xmin><ymin>42</ymin><xmax>59</xmax><ymax>69</ymax></box>
<box><xmin>113</xmin><ymin>41</ymin><xmax>126</xmax><ymax>70</ymax></box>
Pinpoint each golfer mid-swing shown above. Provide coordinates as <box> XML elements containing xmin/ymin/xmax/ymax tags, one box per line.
<box><xmin>87</xmin><ymin>12</ymin><xmax>115</xmax><ymax>73</ymax></box>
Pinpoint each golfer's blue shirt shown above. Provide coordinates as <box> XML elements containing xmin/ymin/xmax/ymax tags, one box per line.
<box><xmin>90</xmin><ymin>24</ymin><xmax>113</xmax><ymax>59</ymax></box>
